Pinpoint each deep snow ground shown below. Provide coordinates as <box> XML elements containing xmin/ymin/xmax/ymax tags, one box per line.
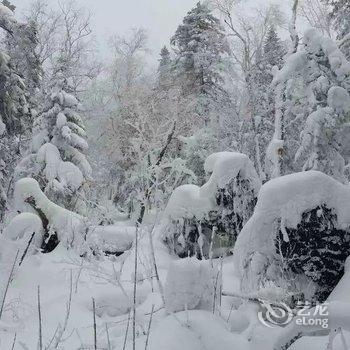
<box><xmin>1</xmin><ymin>222</ymin><xmax>350</xmax><ymax>350</ymax></box>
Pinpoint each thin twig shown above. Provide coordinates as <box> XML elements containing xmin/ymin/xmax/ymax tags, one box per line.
<box><xmin>11</xmin><ymin>333</ymin><xmax>17</xmax><ymax>350</ymax></box>
<box><xmin>105</xmin><ymin>323</ymin><xmax>111</xmax><ymax>350</ymax></box>
<box><xmin>19</xmin><ymin>232</ymin><xmax>36</xmax><ymax>266</ymax></box>
<box><xmin>0</xmin><ymin>250</ymin><xmax>19</xmax><ymax>320</ymax></box>
<box><xmin>133</xmin><ymin>225</ymin><xmax>139</xmax><ymax>350</ymax></box>
<box><xmin>123</xmin><ymin>311</ymin><xmax>131</xmax><ymax>350</ymax></box>
<box><xmin>92</xmin><ymin>298</ymin><xmax>97</xmax><ymax>350</ymax></box>
<box><xmin>38</xmin><ymin>285</ymin><xmax>43</xmax><ymax>350</ymax></box>
<box><xmin>144</xmin><ymin>305</ymin><xmax>155</xmax><ymax>350</ymax></box>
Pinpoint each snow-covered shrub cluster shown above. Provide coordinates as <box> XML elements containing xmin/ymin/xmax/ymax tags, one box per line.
<box><xmin>162</xmin><ymin>152</ymin><xmax>261</xmax><ymax>258</ymax></box>
<box><xmin>234</xmin><ymin>170</ymin><xmax>350</xmax><ymax>304</ymax></box>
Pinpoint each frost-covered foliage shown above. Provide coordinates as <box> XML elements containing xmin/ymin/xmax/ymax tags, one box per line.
<box><xmin>164</xmin><ymin>258</ymin><xmax>221</xmax><ymax>313</ymax></box>
<box><xmin>16</xmin><ymin>83</ymin><xmax>92</xmax><ymax>214</ymax></box>
<box><xmin>267</xmin><ymin>28</ymin><xmax>350</xmax><ymax>181</ymax></box>
<box><xmin>323</xmin><ymin>0</ymin><xmax>350</xmax><ymax>59</ymax></box>
<box><xmin>163</xmin><ymin>152</ymin><xmax>261</xmax><ymax>258</ymax></box>
<box><xmin>294</xmin><ymin>30</ymin><xmax>350</xmax><ymax>182</ymax></box>
<box><xmin>234</xmin><ymin>170</ymin><xmax>350</xmax><ymax>304</ymax></box>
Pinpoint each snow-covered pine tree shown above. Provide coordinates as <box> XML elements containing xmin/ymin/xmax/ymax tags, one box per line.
<box><xmin>16</xmin><ymin>76</ymin><xmax>92</xmax><ymax>214</ymax></box>
<box><xmin>170</xmin><ymin>2</ymin><xmax>230</xmax><ymax>180</ymax></box>
<box><xmin>5</xmin><ymin>19</ymin><xmax>42</xmax><ymax>115</ymax></box>
<box><xmin>158</xmin><ymin>45</ymin><xmax>172</xmax><ymax>88</ymax></box>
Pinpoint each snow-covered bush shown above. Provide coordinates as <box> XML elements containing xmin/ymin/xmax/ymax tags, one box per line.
<box><xmin>234</xmin><ymin>170</ymin><xmax>350</xmax><ymax>304</ymax></box>
<box><xmin>164</xmin><ymin>258</ymin><xmax>221</xmax><ymax>313</ymax></box>
<box><xmin>163</xmin><ymin>152</ymin><xmax>261</xmax><ymax>258</ymax></box>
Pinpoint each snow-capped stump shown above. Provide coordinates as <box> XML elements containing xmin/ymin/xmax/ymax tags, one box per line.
<box><xmin>164</xmin><ymin>258</ymin><xmax>221</xmax><ymax>313</ymax></box>
<box><xmin>163</xmin><ymin>152</ymin><xmax>261</xmax><ymax>259</ymax></box>
<box><xmin>234</xmin><ymin>170</ymin><xmax>350</xmax><ymax>304</ymax></box>
<box><xmin>2</xmin><ymin>212</ymin><xmax>44</xmax><ymax>251</ymax></box>
<box><xmin>14</xmin><ymin>177</ymin><xmax>85</xmax><ymax>253</ymax></box>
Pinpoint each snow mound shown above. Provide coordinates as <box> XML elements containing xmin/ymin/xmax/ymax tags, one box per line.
<box><xmin>164</xmin><ymin>184</ymin><xmax>212</xmax><ymax>220</ymax></box>
<box><xmin>2</xmin><ymin>212</ymin><xmax>43</xmax><ymax>249</ymax></box>
<box><xmin>87</xmin><ymin>225</ymin><xmax>134</xmax><ymax>255</ymax></box>
<box><xmin>233</xmin><ymin>170</ymin><xmax>350</xmax><ymax>293</ymax></box>
<box><xmin>164</xmin><ymin>258</ymin><xmax>221</xmax><ymax>313</ymax></box>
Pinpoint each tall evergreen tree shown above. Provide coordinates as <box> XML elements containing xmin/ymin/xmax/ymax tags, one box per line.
<box><xmin>170</xmin><ymin>2</ymin><xmax>231</xmax><ymax>181</ymax></box>
<box><xmin>171</xmin><ymin>1</ymin><xmax>229</xmax><ymax>127</ymax></box>
<box><xmin>16</xmin><ymin>77</ymin><xmax>92</xmax><ymax>214</ymax></box>
<box><xmin>158</xmin><ymin>45</ymin><xmax>172</xmax><ymax>88</ymax></box>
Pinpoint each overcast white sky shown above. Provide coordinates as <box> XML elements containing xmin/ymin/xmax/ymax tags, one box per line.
<box><xmin>12</xmin><ymin>0</ymin><xmax>201</xmax><ymax>60</ymax></box>
<box><xmin>11</xmin><ymin>0</ymin><xmax>297</xmax><ymax>63</ymax></box>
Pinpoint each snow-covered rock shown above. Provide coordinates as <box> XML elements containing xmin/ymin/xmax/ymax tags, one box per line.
<box><xmin>234</xmin><ymin>170</ymin><xmax>350</xmax><ymax>301</ymax></box>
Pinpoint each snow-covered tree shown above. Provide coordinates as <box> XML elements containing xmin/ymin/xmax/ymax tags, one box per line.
<box><xmin>158</xmin><ymin>45</ymin><xmax>172</xmax><ymax>88</ymax></box>
<box><xmin>16</xmin><ymin>78</ymin><xmax>92</xmax><ymax>214</ymax></box>
<box><xmin>0</xmin><ymin>5</ymin><xmax>30</xmax><ymax>220</ymax></box>
<box><xmin>267</xmin><ymin>29</ymin><xmax>350</xmax><ymax>182</ymax></box>
<box><xmin>5</xmin><ymin>19</ymin><xmax>42</xmax><ymax>114</ymax></box>
<box><xmin>171</xmin><ymin>1</ymin><xmax>229</xmax><ymax>128</ymax></box>
<box><xmin>170</xmin><ymin>2</ymin><xmax>232</xmax><ymax>180</ymax></box>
